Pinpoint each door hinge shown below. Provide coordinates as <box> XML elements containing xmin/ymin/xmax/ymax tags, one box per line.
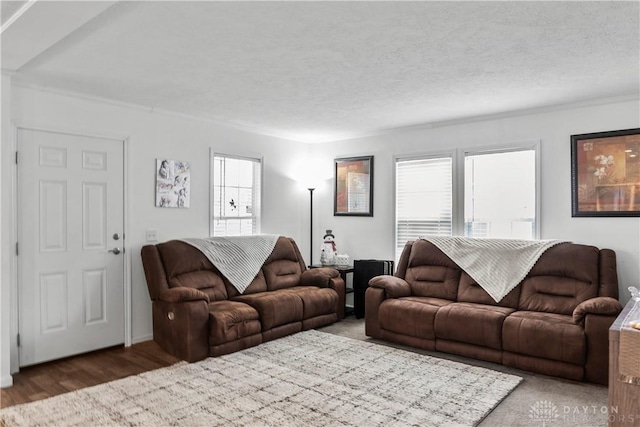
<box><xmin>15</xmin><ymin>151</ymin><xmax>18</xmax><ymax>164</ymax></box>
<box><xmin>17</xmin><ymin>333</ymin><xmax>20</xmax><ymax>347</ymax></box>
<box><xmin>15</xmin><ymin>242</ymin><xmax>18</xmax><ymax>256</ymax></box>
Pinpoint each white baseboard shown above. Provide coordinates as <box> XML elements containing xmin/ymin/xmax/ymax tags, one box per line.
<box><xmin>1</xmin><ymin>374</ymin><xmax>13</xmax><ymax>388</ymax></box>
<box><xmin>131</xmin><ymin>334</ymin><xmax>153</xmax><ymax>345</ymax></box>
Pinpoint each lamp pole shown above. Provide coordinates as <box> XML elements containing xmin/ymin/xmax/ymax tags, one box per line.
<box><xmin>308</xmin><ymin>187</ymin><xmax>315</xmax><ymax>267</ymax></box>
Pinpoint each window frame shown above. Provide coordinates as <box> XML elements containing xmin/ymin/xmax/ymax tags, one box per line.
<box><xmin>393</xmin><ymin>150</ymin><xmax>459</xmax><ymax>260</ymax></box>
<box><xmin>209</xmin><ymin>149</ymin><xmax>264</xmax><ymax>237</ymax></box>
<box><xmin>458</xmin><ymin>142</ymin><xmax>540</xmax><ymax>240</ymax></box>
<box><xmin>393</xmin><ymin>141</ymin><xmax>540</xmax><ymax>260</ymax></box>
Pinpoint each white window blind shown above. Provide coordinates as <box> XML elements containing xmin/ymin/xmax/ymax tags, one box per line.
<box><xmin>211</xmin><ymin>154</ymin><xmax>262</xmax><ymax>236</ymax></box>
<box><xmin>395</xmin><ymin>156</ymin><xmax>453</xmax><ymax>260</ymax></box>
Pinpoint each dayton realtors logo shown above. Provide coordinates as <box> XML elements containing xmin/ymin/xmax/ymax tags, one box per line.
<box><xmin>529</xmin><ymin>401</ymin><xmax>630</xmax><ymax>426</ymax></box>
<box><xmin>529</xmin><ymin>400</ymin><xmax>560</xmax><ymax>426</ymax></box>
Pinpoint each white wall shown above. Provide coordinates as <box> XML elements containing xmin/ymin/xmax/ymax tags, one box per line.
<box><xmin>1</xmin><ymin>85</ymin><xmax>310</xmax><ymax>383</ymax></box>
<box><xmin>310</xmin><ymin>98</ymin><xmax>640</xmax><ymax>304</ymax></box>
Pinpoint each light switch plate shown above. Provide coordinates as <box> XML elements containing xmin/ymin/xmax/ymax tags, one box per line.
<box><xmin>145</xmin><ymin>229</ymin><xmax>158</xmax><ymax>242</ymax></box>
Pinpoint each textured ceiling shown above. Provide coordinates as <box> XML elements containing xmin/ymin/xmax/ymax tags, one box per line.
<box><xmin>5</xmin><ymin>1</ymin><xmax>640</xmax><ymax>142</ymax></box>
<box><xmin>0</xmin><ymin>1</ymin><xmax>29</xmax><ymax>26</ymax></box>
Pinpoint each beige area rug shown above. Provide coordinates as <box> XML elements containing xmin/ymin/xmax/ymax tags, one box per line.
<box><xmin>1</xmin><ymin>330</ymin><xmax>522</xmax><ymax>426</ymax></box>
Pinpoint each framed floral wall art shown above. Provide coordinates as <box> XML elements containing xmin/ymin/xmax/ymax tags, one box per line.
<box><xmin>156</xmin><ymin>159</ymin><xmax>190</xmax><ymax>208</ymax></box>
<box><xmin>571</xmin><ymin>128</ymin><xmax>640</xmax><ymax>217</ymax></box>
<box><xmin>334</xmin><ymin>155</ymin><xmax>373</xmax><ymax>216</ymax></box>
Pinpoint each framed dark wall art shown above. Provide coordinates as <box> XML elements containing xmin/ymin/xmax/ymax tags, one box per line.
<box><xmin>334</xmin><ymin>156</ymin><xmax>373</xmax><ymax>216</ymax></box>
<box><xmin>571</xmin><ymin>128</ymin><xmax>640</xmax><ymax>217</ymax></box>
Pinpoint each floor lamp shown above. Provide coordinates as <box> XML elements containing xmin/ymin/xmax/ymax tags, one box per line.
<box><xmin>308</xmin><ymin>187</ymin><xmax>314</xmax><ymax>267</ymax></box>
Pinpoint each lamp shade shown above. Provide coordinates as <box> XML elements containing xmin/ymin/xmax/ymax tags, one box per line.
<box><xmin>293</xmin><ymin>159</ymin><xmax>331</xmax><ymax>191</ymax></box>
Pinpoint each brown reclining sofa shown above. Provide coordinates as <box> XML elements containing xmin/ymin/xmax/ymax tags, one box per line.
<box><xmin>141</xmin><ymin>236</ymin><xmax>345</xmax><ymax>362</ymax></box>
<box><xmin>365</xmin><ymin>240</ymin><xmax>623</xmax><ymax>384</ymax></box>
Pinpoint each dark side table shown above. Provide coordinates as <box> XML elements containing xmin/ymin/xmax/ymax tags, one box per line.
<box><xmin>310</xmin><ymin>264</ymin><xmax>354</xmax><ymax>316</ymax></box>
<box><xmin>353</xmin><ymin>260</ymin><xmax>394</xmax><ymax>319</ymax></box>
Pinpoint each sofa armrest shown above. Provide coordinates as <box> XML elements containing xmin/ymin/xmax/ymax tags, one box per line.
<box><xmin>153</xmin><ymin>299</ymin><xmax>209</xmax><ymax>362</ymax></box>
<box><xmin>369</xmin><ymin>275</ymin><xmax>411</xmax><ymax>298</ymax></box>
<box><xmin>141</xmin><ymin>245</ymin><xmax>170</xmax><ymax>300</ymax></box>
<box><xmin>300</xmin><ymin>268</ymin><xmax>340</xmax><ymax>288</ymax></box>
<box><xmin>573</xmin><ymin>297</ymin><xmax>622</xmax><ymax>385</ymax></box>
<box><xmin>158</xmin><ymin>287</ymin><xmax>210</xmax><ymax>304</ymax></box>
<box><xmin>572</xmin><ymin>296</ymin><xmax>622</xmax><ymax>324</ymax></box>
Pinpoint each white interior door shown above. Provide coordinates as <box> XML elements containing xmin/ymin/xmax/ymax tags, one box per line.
<box><xmin>17</xmin><ymin>129</ymin><xmax>125</xmax><ymax>367</ymax></box>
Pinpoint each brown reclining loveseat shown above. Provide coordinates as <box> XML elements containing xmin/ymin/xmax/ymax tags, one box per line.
<box><xmin>365</xmin><ymin>240</ymin><xmax>623</xmax><ymax>384</ymax></box>
<box><xmin>141</xmin><ymin>236</ymin><xmax>345</xmax><ymax>362</ymax></box>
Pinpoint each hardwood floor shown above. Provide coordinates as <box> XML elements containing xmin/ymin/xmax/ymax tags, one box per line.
<box><xmin>0</xmin><ymin>341</ymin><xmax>180</xmax><ymax>409</ymax></box>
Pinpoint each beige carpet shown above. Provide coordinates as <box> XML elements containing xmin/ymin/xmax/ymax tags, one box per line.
<box><xmin>1</xmin><ymin>330</ymin><xmax>521</xmax><ymax>426</ymax></box>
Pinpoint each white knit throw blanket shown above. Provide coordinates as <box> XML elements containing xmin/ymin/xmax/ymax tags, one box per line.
<box><xmin>420</xmin><ymin>237</ymin><xmax>566</xmax><ymax>303</ymax></box>
<box><xmin>180</xmin><ymin>235</ymin><xmax>279</xmax><ymax>294</ymax></box>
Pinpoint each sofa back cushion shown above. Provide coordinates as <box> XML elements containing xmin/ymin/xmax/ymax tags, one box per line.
<box><xmin>224</xmin><ymin>270</ymin><xmax>268</xmax><ymax>298</ymax></box>
<box><xmin>403</xmin><ymin>240</ymin><xmax>460</xmax><ymax>301</ymax></box>
<box><xmin>598</xmin><ymin>249</ymin><xmax>619</xmax><ymax>298</ymax></box>
<box><xmin>517</xmin><ymin>243</ymin><xmax>599</xmax><ymax>315</ymax></box>
<box><xmin>156</xmin><ymin>241</ymin><xmax>228</xmax><ymax>302</ymax></box>
<box><xmin>262</xmin><ymin>237</ymin><xmax>305</xmax><ymax>291</ymax></box>
<box><xmin>457</xmin><ymin>272</ymin><xmax>521</xmax><ymax>308</ymax></box>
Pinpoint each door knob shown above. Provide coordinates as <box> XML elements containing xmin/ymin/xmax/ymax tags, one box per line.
<box><xmin>108</xmin><ymin>247</ymin><xmax>121</xmax><ymax>255</ymax></box>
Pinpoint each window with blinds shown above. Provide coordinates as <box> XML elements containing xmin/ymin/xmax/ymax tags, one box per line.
<box><xmin>211</xmin><ymin>154</ymin><xmax>262</xmax><ymax>236</ymax></box>
<box><xmin>395</xmin><ymin>145</ymin><xmax>538</xmax><ymax>262</ymax></box>
<box><xmin>395</xmin><ymin>156</ymin><xmax>453</xmax><ymax>260</ymax></box>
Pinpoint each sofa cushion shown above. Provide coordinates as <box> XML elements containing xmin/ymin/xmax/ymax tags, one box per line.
<box><xmin>208</xmin><ymin>300</ymin><xmax>261</xmax><ymax>344</ymax></box>
<box><xmin>457</xmin><ymin>273</ymin><xmax>520</xmax><ymax>308</ymax></box>
<box><xmin>157</xmin><ymin>240</ymin><xmax>210</xmax><ymax>278</ymax></box>
<box><xmin>171</xmin><ymin>271</ymin><xmax>227</xmax><ymax>301</ymax></box>
<box><xmin>263</xmin><ymin>260</ymin><xmax>302</xmax><ymax>291</ymax></box>
<box><xmin>404</xmin><ymin>240</ymin><xmax>461</xmax><ymax>300</ymax></box>
<box><xmin>224</xmin><ymin>270</ymin><xmax>268</xmax><ymax>298</ymax></box>
<box><xmin>518</xmin><ymin>243</ymin><xmax>599</xmax><ymax>315</ymax></box>
<box><xmin>262</xmin><ymin>237</ymin><xmax>305</xmax><ymax>291</ymax></box>
<box><xmin>157</xmin><ymin>241</ymin><xmax>228</xmax><ymax>301</ymax></box>
<box><xmin>518</xmin><ymin>276</ymin><xmax>598</xmax><ymax>315</ymax></box>
<box><xmin>435</xmin><ymin>303</ymin><xmax>515</xmax><ymax>350</ymax></box>
<box><xmin>283</xmin><ymin>287</ymin><xmax>338</xmax><ymax>319</ymax></box>
<box><xmin>233</xmin><ymin>289</ymin><xmax>304</xmax><ymax>331</ymax></box>
<box><xmin>379</xmin><ymin>297</ymin><xmax>452</xmax><ymax>339</ymax></box>
<box><xmin>502</xmin><ymin>311</ymin><xmax>586</xmax><ymax>365</ymax></box>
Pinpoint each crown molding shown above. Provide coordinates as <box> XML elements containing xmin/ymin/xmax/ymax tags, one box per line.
<box><xmin>0</xmin><ymin>0</ymin><xmax>36</xmax><ymax>34</ymax></box>
<box><xmin>10</xmin><ymin>81</ymin><xmax>639</xmax><ymax>145</ymax></box>
<box><xmin>11</xmin><ymin>81</ymin><xmax>310</xmax><ymax>143</ymax></box>
<box><xmin>426</xmin><ymin>94</ymin><xmax>640</xmax><ymax>130</ymax></box>
<box><xmin>316</xmin><ymin>93</ymin><xmax>640</xmax><ymax>143</ymax></box>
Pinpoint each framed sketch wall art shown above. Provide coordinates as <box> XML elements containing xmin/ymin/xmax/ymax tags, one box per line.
<box><xmin>156</xmin><ymin>159</ymin><xmax>191</xmax><ymax>208</ymax></box>
<box><xmin>571</xmin><ymin>128</ymin><xmax>640</xmax><ymax>217</ymax></box>
<box><xmin>334</xmin><ymin>155</ymin><xmax>373</xmax><ymax>216</ymax></box>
